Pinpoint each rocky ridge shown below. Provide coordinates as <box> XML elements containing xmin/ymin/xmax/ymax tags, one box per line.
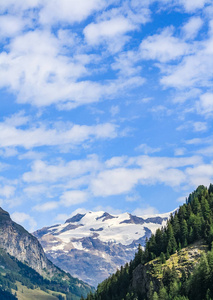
<box><xmin>0</xmin><ymin>207</ymin><xmax>94</xmax><ymax>299</ymax></box>
<box><xmin>34</xmin><ymin>210</ymin><xmax>171</xmax><ymax>286</ymax></box>
<box><xmin>0</xmin><ymin>207</ymin><xmax>58</xmax><ymax>278</ymax></box>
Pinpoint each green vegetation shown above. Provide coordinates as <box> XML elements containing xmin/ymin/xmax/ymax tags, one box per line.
<box><xmin>0</xmin><ymin>248</ymin><xmax>93</xmax><ymax>300</ymax></box>
<box><xmin>83</xmin><ymin>184</ymin><xmax>213</xmax><ymax>300</ymax></box>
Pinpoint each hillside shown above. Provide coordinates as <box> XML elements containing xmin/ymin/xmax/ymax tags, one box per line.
<box><xmin>0</xmin><ymin>208</ymin><xmax>94</xmax><ymax>299</ymax></box>
<box><xmin>84</xmin><ymin>184</ymin><xmax>213</xmax><ymax>300</ymax></box>
<box><xmin>34</xmin><ymin>211</ymin><xmax>170</xmax><ymax>286</ymax></box>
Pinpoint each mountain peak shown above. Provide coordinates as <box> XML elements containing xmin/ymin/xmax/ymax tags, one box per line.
<box><xmin>0</xmin><ymin>207</ymin><xmax>10</xmax><ymax>222</ymax></box>
<box><xmin>34</xmin><ymin>210</ymin><xmax>171</xmax><ymax>286</ymax></box>
<box><xmin>96</xmin><ymin>212</ymin><xmax>116</xmax><ymax>222</ymax></box>
<box><xmin>65</xmin><ymin>213</ymin><xmax>86</xmax><ymax>223</ymax></box>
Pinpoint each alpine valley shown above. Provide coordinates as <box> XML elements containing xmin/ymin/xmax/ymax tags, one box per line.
<box><xmin>33</xmin><ymin>211</ymin><xmax>171</xmax><ymax>286</ymax></box>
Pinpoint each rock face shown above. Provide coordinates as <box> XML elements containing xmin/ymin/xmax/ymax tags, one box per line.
<box><xmin>132</xmin><ymin>263</ymin><xmax>160</xmax><ymax>298</ymax></box>
<box><xmin>34</xmin><ymin>210</ymin><xmax>171</xmax><ymax>286</ymax></box>
<box><xmin>0</xmin><ymin>207</ymin><xmax>58</xmax><ymax>278</ymax></box>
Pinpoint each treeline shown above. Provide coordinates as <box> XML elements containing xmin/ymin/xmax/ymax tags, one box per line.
<box><xmin>84</xmin><ymin>184</ymin><xmax>213</xmax><ymax>300</ymax></box>
<box><xmin>143</xmin><ymin>184</ymin><xmax>213</xmax><ymax>262</ymax></box>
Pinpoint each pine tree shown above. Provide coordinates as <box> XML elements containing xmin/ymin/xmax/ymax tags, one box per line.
<box><xmin>153</xmin><ymin>292</ymin><xmax>159</xmax><ymax>300</ymax></box>
<box><xmin>180</xmin><ymin>219</ymin><xmax>188</xmax><ymax>247</ymax></box>
<box><xmin>147</xmin><ymin>281</ymin><xmax>154</xmax><ymax>300</ymax></box>
<box><xmin>158</xmin><ymin>284</ymin><xmax>168</xmax><ymax>300</ymax></box>
<box><xmin>160</xmin><ymin>252</ymin><xmax>166</xmax><ymax>264</ymax></box>
<box><xmin>167</xmin><ymin>223</ymin><xmax>177</xmax><ymax>254</ymax></box>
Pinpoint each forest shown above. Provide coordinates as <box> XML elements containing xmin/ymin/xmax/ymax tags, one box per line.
<box><xmin>84</xmin><ymin>184</ymin><xmax>213</xmax><ymax>300</ymax></box>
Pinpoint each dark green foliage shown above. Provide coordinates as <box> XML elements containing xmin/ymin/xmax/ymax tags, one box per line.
<box><xmin>0</xmin><ymin>287</ymin><xmax>17</xmax><ymax>299</ymax></box>
<box><xmin>84</xmin><ymin>184</ymin><xmax>213</xmax><ymax>300</ymax></box>
<box><xmin>0</xmin><ymin>248</ymin><xmax>93</xmax><ymax>300</ymax></box>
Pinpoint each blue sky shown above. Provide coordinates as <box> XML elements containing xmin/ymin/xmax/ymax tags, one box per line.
<box><xmin>0</xmin><ymin>0</ymin><xmax>213</xmax><ymax>231</ymax></box>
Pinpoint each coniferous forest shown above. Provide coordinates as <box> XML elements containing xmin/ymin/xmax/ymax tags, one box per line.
<box><xmin>84</xmin><ymin>184</ymin><xmax>213</xmax><ymax>300</ymax></box>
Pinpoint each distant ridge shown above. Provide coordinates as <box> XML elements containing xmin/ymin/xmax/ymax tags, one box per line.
<box><xmin>34</xmin><ymin>210</ymin><xmax>171</xmax><ymax>286</ymax></box>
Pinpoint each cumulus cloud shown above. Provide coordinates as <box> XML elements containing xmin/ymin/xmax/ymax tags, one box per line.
<box><xmin>60</xmin><ymin>190</ymin><xmax>88</xmax><ymax>206</ymax></box>
<box><xmin>23</xmin><ymin>155</ymin><xmax>101</xmax><ymax>183</ymax></box>
<box><xmin>84</xmin><ymin>16</ymin><xmax>136</xmax><ymax>46</ymax></box>
<box><xmin>0</xmin><ymin>185</ymin><xmax>16</xmax><ymax>198</ymax></box>
<box><xmin>39</xmin><ymin>0</ymin><xmax>108</xmax><ymax>25</ymax></box>
<box><xmin>32</xmin><ymin>190</ymin><xmax>88</xmax><ymax>213</ymax></box>
<box><xmin>33</xmin><ymin>201</ymin><xmax>59</xmax><ymax>212</ymax></box>
<box><xmin>182</xmin><ymin>16</ymin><xmax>203</xmax><ymax>40</ymax></box>
<box><xmin>0</xmin><ymin>118</ymin><xmax>117</xmax><ymax>149</ymax></box>
<box><xmin>140</xmin><ymin>27</ymin><xmax>190</xmax><ymax>62</ymax></box>
<box><xmin>0</xmin><ymin>15</ymin><xmax>25</xmax><ymax>38</ymax></box>
<box><xmin>197</xmin><ymin>93</ymin><xmax>213</xmax><ymax>115</ymax></box>
<box><xmin>90</xmin><ymin>155</ymin><xmax>204</xmax><ymax>196</ymax></box>
<box><xmin>177</xmin><ymin>0</ymin><xmax>209</xmax><ymax>12</ymax></box>
<box><xmin>160</xmin><ymin>31</ymin><xmax>213</xmax><ymax>89</ymax></box>
<box><xmin>11</xmin><ymin>212</ymin><xmax>37</xmax><ymax>232</ymax></box>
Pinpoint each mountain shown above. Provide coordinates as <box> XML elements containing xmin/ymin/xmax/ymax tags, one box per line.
<box><xmin>83</xmin><ymin>184</ymin><xmax>213</xmax><ymax>300</ymax></box>
<box><xmin>33</xmin><ymin>211</ymin><xmax>171</xmax><ymax>286</ymax></box>
<box><xmin>0</xmin><ymin>207</ymin><xmax>93</xmax><ymax>299</ymax></box>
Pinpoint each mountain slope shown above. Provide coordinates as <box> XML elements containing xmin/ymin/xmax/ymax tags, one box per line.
<box><xmin>0</xmin><ymin>207</ymin><xmax>93</xmax><ymax>299</ymax></box>
<box><xmin>83</xmin><ymin>184</ymin><xmax>213</xmax><ymax>300</ymax></box>
<box><xmin>34</xmin><ymin>211</ymin><xmax>171</xmax><ymax>286</ymax></box>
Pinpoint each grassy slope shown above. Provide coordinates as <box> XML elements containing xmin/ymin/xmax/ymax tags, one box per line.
<box><xmin>12</xmin><ymin>282</ymin><xmax>66</xmax><ymax>300</ymax></box>
<box><xmin>146</xmin><ymin>240</ymin><xmax>208</xmax><ymax>280</ymax></box>
<box><xmin>0</xmin><ymin>247</ymin><xmax>87</xmax><ymax>299</ymax></box>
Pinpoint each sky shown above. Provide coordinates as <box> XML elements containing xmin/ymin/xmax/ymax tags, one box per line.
<box><xmin>0</xmin><ymin>0</ymin><xmax>213</xmax><ymax>232</ymax></box>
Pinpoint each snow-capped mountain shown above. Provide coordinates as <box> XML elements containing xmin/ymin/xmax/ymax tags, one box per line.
<box><xmin>34</xmin><ymin>211</ymin><xmax>171</xmax><ymax>286</ymax></box>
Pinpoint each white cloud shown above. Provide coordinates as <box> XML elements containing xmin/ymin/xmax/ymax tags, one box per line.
<box><xmin>4</xmin><ymin>111</ymin><xmax>30</xmax><ymax>127</ymax></box>
<box><xmin>0</xmin><ymin>15</ymin><xmax>25</xmax><ymax>38</ymax></box>
<box><xmin>177</xmin><ymin>0</ymin><xmax>209</xmax><ymax>12</ymax></box>
<box><xmin>18</xmin><ymin>151</ymin><xmax>46</xmax><ymax>160</ymax></box>
<box><xmin>60</xmin><ymin>190</ymin><xmax>88</xmax><ymax>207</ymax></box>
<box><xmin>177</xmin><ymin>196</ymin><xmax>187</xmax><ymax>203</ymax></box>
<box><xmin>182</xmin><ymin>16</ymin><xmax>203</xmax><ymax>40</ymax></box>
<box><xmin>0</xmin><ymin>120</ymin><xmax>117</xmax><ymax>149</ymax></box>
<box><xmin>39</xmin><ymin>0</ymin><xmax>108</xmax><ymax>25</ymax></box>
<box><xmin>22</xmin><ymin>154</ymin><xmax>205</xmax><ymax>200</ymax></box>
<box><xmin>91</xmin><ymin>168</ymin><xmax>142</xmax><ymax>196</ymax></box>
<box><xmin>186</xmin><ymin>163</ymin><xmax>213</xmax><ymax>187</ymax></box>
<box><xmin>177</xmin><ymin>121</ymin><xmax>208</xmax><ymax>132</ymax></box>
<box><xmin>110</xmin><ymin>105</ymin><xmax>120</xmax><ymax>116</ymax></box>
<box><xmin>174</xmin><ymin>148</ymin><xmax>186</xmax><ymax>156</ymax></box>
<box><xmin>160</xmin><ymin>36</ymin><xmax>213</xmax><ymax>89</ymax></box>
<box><xmin>0</xmin><ymin>0</ymin><xmax>40</xmax><ymax>12</ymax></box>
<box><xmin>91</xmin><ymin>155</ymin><xmax>202</xmax><ymax>196</ymax></box>
<box><xmin>125</xmin><ymin>193</ymin><xmax>141</xmax><ymax>202</ymax></box>
<box><xmin>193</xmin><ymin>121</ymin><xmax>208</xmax><ymax>132</ymax></box>
<box><xmin>197</xmin><ymin>93</ymin><xmax>213</xmax><ymax>115</ymax></box>
<box><xmin>132</xmin><ymin>205</ymin><xmax>159</xmax><ymax>216</ymax></box>
<box><xmin>84</xmin><ymin>16</ymin><xmax>136</xmax><ymax>45</ymax></box>
<box><xmin>23</xmin><ymin>185</ymin><xmax>50</xmax><ymax>198</ymax></box>
<box><xmin>11</xmin><ymin>212</ymin><xmax>37</xmax><ymax>232</ymax></box>
<box><xmin>0</xmin><ymin>148</ymin><xmax>18</xmax><ymax>157</ymax></box>
<box><xmin>0</xmin><ymin>28</ymin><xmax>144</xmax><ymax>108</ymax></box>
<box><xmin>32</xmin><ymin>190</ymin><xmax>88</xmax><ymax>213</ymax></box>
<box><xmin>140</xmin><ymin>27</ymin><xmax>190</xmax><ymax>62</ymax></box>
<box><xmin>33</xmin><ymin>201</ymin><xmax>59</xmax><ymax>212</ymax></box>
<box><xmin>136</xmin><ymin>143</ymin><xmax>161</xmax><ymax>154</ymax></box>
<box><xmin>0</xmin><ymin>185</ymin><xmax>15</xmax><ymax>198</ymax></box>
<box><xmin>23</xmin><ymin>155</ymin><xmax>101</xmax><ymax>183</ymax></box>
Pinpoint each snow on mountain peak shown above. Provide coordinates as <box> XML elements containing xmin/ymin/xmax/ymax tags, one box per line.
<box><xmin>33</xmin><ymin>210</ymin><xmax>172</xmax><ymax>286</ymax></box>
